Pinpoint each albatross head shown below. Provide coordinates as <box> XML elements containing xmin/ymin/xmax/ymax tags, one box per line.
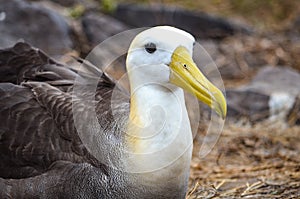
<box><xmin>126</xmin><ymin>26</ymin><xmax>226</xmax><ymax>118</ymax></box>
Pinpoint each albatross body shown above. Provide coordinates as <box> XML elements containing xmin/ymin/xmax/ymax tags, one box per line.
<box><xmin>0</xmin><ymin>26</ymin><xmax>226</xmax><ymax>198</ymax></box>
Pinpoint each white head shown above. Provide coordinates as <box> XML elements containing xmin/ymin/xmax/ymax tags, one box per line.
<box><xmin>126</xmin><ymin>26</ymin><xmax>194</xmax><ymax>87</ymax></box>
<box><xmin>127</xmin><ymin>26</ymin><xmax>194</xmax><ymax>68</ymax></box>
<box><xmin>126</xmin><ymin>26</ymin><xmax>226</xmax><ymax>118</ymax></box>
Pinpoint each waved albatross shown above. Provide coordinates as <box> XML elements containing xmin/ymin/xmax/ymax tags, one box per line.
<box><xmin>0</xmin><ymin>26</ymin><xmax>226</xmax><ymax>198</ymax></box>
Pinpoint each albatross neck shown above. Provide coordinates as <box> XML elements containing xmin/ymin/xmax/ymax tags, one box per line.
<box><xmin>121</xmin><ymin>66</ymin><xmax>193</xmax><ymax>198</ymax></box>
<box><xmin>125</xmin><ymin>66</ymin><xmax>193</xmax><ymax>174</ymax></box>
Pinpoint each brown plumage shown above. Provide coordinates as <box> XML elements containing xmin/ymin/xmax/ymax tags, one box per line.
<box><xmin>0</xmin><ymin>26</ymin><xmax>226</xmax><ymax>198</ymax></box>
<box><xmin>0</xmin><ymin>42</ymin><xmax>141</xmax><ymax>198</ymax></box>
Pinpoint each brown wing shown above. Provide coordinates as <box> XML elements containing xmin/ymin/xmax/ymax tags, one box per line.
<box><xmin>0</xmin><ymin>42</ymin><xmax>129</xmax><ymax>182</ymax></box>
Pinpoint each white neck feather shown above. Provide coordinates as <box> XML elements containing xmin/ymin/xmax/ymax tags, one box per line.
<box><xmin>125</xmin><ymin>64</ymin><xmax>193</xmax><ymax>182</ymax></box>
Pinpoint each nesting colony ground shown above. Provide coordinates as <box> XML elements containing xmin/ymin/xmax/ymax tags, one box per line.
<box><xmin>188</xmin><ymin>121</ymin><xmax>300</xmax><ymax>198</ymax></box>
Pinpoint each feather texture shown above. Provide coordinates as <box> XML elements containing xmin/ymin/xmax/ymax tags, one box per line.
<box><xmin>0</xmin><ymin>43</ymin><xmax>136</xmax><ymax>198</ymax></box>
<box><xmin>0</xmin><ymin>41</ymin><xmax>190</xmax><ymax>199</ymax></box>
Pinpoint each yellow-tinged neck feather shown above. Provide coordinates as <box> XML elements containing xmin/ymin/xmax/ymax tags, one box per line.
<box><xmin>124</xmin><ymin>82</ymin><xmax>193</xmax><ymax>173</ymax></box>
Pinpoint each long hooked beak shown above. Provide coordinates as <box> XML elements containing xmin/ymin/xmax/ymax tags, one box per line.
<box><xmin>169</xmin><ymin>46</ymin><xmax>227</xmax><ymax>119</ymax></box>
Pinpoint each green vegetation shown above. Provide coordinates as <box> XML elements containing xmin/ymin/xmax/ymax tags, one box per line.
<box><xmin>100</xmin><ymin>0</ymin><xmax>117</xmax><ymax>13</ymax></box>
<box><xmin>116</xmin><ymin>0</ymin><xmax>300</xmax><ymax>31</ymax></box>
<box><xmin>68</xmin><ymin>4</ymin><xmax>85</xmax><ymax>19</ymax></box>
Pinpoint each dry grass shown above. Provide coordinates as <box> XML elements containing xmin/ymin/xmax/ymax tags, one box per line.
<box><xmin>116</xmin><ymin>0</ymin><xmax>300</xmax><ymax>31</ymax></box>
<box><xmin>187</xmin><ymin>121</ymin><xmax>300</xmax><ymax>198</ymax></box>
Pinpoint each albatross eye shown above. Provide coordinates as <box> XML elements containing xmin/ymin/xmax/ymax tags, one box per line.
<box><xmin>145</xmin><ymin>43</ymin><xmax>157</xmax><ymax>54</ymax></box>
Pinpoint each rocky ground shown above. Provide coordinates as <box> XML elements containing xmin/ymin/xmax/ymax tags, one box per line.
<box><xmin>0</xmin><ymin>0</ymin><xmax>299</xmax><ymax>198</ymax></box>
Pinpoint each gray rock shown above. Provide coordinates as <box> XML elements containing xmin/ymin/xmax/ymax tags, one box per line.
<box><xmin>244</xmin><ymin>66</ymin><xmax>300</xmax><ymax>96</ymax></box>
<box><xmin>81</xmin><ymin>11</ymin><xmax>132</xmax><ymax>78</ymax></box>
<box><xmin>197</xmin><ymin>39</ymin><xmax>220</xmax><ymax>62</ymax></box>
<box><xmin>293</xmin><ymin>16</ymin><xmax>300</xmax><ymax>33</ymax></box>
<box><xmin>112</xmin><ymin>3</ymin><xmax>253</xmax><ymax>39</ymax></box>
<box><xmin>27</xmin><ymin>0</ymin><xmax>89</xmax><ymax>7</ymax></box>
<box><xmin>227</xmin><ymin>66</ymin><xmax>300</xmax><ymax>123</ymax></box>
<box><xmin>0</xmin><ymin>0</ymin><xmax>73</xmax><ymax>55</ymax></box>
<box><xmin>226</xmin><ymin>90</ymin><xmax>270</xmax><ymax>122</ymax></box>
<box><xmin>49</xmin><ymin>0</ymin><xmax>82</xmax><ymax>7</ymax></box>
<box><xmin>285</xmin><ymin>16</ymin><xmax>300</xmax><ymax>51</ymax></box>
<box><xmin>81</xmin><ymin>11</ymin><xmax>129</xmax><ymax>47</ymax></box>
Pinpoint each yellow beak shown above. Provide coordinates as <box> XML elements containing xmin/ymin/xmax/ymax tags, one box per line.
<box><xmin>169</xmin><ymin>46</ymin><xmax>227</xmax><ymax>119</ymax></box>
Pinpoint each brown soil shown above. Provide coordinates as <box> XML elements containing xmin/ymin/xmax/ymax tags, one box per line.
<box><xmin>187</xmin><ymin>121</ymin><xmax>300</xmax><ymax>198</ymax></box>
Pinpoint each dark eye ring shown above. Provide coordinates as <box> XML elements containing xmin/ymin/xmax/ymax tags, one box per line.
<box><xmin>145</xmin><ymin>43</ymin><xmax>157</xmax><ymax>54</ymax></box>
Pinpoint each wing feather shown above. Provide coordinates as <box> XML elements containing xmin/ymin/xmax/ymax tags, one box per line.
<box><xmin>0</xmin><ymin>42</ymin><xmax>129</xmax><ymax>184</ymax></box>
